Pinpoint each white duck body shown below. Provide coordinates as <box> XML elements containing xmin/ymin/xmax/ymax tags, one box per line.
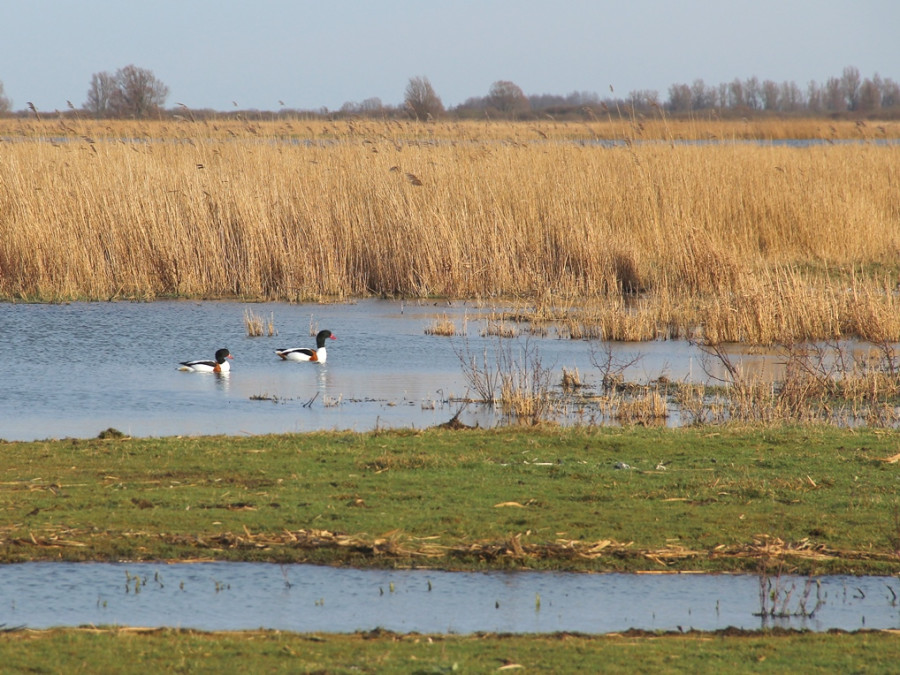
<box><xmin>276</xmin><ymin>330</ymin><xmax>336</xmax><ymax>363</ymax></box>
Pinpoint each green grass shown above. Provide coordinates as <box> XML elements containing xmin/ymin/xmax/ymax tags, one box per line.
<box><xmin>3</xmin><ymin>425</ymin><xmax>900</xmax><ymax>574</ymax></box>
<box><xmin>2</xmin><ymin>628</ymin><xmax>899</xmax><ymax>674</ymax></box>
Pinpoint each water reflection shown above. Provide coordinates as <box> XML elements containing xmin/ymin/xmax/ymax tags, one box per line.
<box><xmin>1</xmin><ymin>563</ymin><xmax>897</xmax><ymax>634</ymax></box>
<box><xmin>213</xmin><ymin>371</ymin><xmax>231</xmax><ymax>392</ymax></box>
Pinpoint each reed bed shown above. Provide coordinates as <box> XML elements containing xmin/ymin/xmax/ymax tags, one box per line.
<box><xmin>1</xmin><ymin>119</ymin><xmax>899</xmax><ymax>343</ymax></box>
<box><xmin>2</xmin><ymin>116</ymin><xmax>898</xmax><ymax>143</ymax></box>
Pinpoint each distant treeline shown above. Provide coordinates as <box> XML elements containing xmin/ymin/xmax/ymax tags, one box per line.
<box><xmin>341</xmin><ymin>66</ymin><xmax>900</xmax><ymax>121</ymax></box>
<box><xmin>2</xmin><ymin>65</ymin><xmax>898</xmax><ymax>121</ymax></box>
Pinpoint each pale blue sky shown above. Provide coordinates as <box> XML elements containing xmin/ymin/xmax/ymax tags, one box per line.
<box><xmin>1</xmin><ymin>1</ymin><xmax>897</xmax><ymax>112</ymax></box>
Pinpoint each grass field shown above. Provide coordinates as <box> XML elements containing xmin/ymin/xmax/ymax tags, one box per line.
<box><xmin>3</xmin><ymin>426</ymin><xmax>899</xmax><ymax>574</ymax></box>
<box><xmin>2</xmin><ymin>627</ymin><xmax>899</xmax><ymax>674</ymax></box>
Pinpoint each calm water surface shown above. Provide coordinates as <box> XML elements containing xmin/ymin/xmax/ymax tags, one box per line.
<box><xmin>0</xmin><ymin>299</ymin><xmax>751</xmax><ymax>441</ymax></box>
<box><xmin>2</xmin><ymin>562</ymin><xmax>898</xmax><ymax>634</ymax></box>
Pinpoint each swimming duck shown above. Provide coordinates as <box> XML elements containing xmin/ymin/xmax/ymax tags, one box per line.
<box><xmin>178</xmin><ymin>348</ymin><xmax>233</xmax><ymax>373</ymax></box>
<box><xmin>276</xmin><ymin>330</ymin><xmax>336</xmax><ymax>363</ymax></box>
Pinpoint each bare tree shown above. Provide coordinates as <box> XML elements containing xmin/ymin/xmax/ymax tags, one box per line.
<box><xmin>404</xmin><ymin>76</ymin><xmax>444</xmax><ymax>120</ymax></box>
<box><xmin>715</xmin><ymin>82</ymin><xmax>729</xmax><ymax>108</ymax></box>
<box><xmin>881</xmin><ymin>78</ymin><xmax>900</xmax><ymax>108</ymax></box>
<box><xmin>824</xmin><ymin>76</ymin><xmax>847</xmax><ymax>112</ymax></box>
<box><xmin>762</xmin><ymin>80</ymin><xmax>780</xmax><ymax>110</ymax></box>
<box><xmin>691</xmin><ymin>79</ymin><xmax>713</xmax><ymax>109</ymax></box>
<box><xmin>628</xmin><ymin>89</ymin><xmax>659</xmax><ymax>110</ymax></box>
<box><xmin>841</xmin><ymin>66</ymin><xmax>861</xmax><ymax>110</ymax></box>
<box><xmin>359</xmin><ymin>97</ymin><xmax>384</xmax><ymax>114</ymax></box>
<box><xmin>666</xmin><ymin>83</ymin><xmax>692</xmax><ymax>112</ymax></box>
<box><xmin>858</xmin><ymin>76</ymin><xmax>882</xmax><ymax>113</ymax></box>
<box><xmin>743</xmin><ymin>76</ymin><xmax>761</xmax><ymax>109</ymax></box>
<box><xmin>806</xmin><ymin>80</ymin><xmax>823</xmax><ymax>113</ymax></box>
<box><xmin>0</xmin><ymin>80</ymin><xmax>11</xmax><ymax>114</ymax></box>
<box><xmin>487</xmin><ymin>80</ymin><xmax>530</xmax><ymax>116</ymax></box>
<box><xmin>84</xmin><ymin>65</ymin><xmax>168</xmax><ymax>118</ymax></box>
<box><xmin>110</xmin><ymin>65</ymin><xmax>169</xmax><ymax>118</ymax></box>
<box><xmin>779</xmin><ymin>81</ymin><xmax>803</xmax><ymax>112</ymax></box>
<box><xmin>565</xmin><ymin>90</ymin><xmax>600</xmax><ymax>106</ymax></box>
<box><xmin>84</xmin><ymin>71</ymin><xmax>117</xmax><ymax>118</ymax></box>
<box><xmin>728</xmin><ymin>78</ymin><xmax>746</xmax><ymax>108</ymax></box>
<box><xmin>339</xmin><ymin>97</ymin><xmax>386</xmax><ymax>116</ymax></box>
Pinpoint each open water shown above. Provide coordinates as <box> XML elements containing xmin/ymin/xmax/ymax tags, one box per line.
<box><xmin>0</xmin><ymin>299</ymin><xmax>749</xmax><ymax>441</ymax></box>
<box><xmin>2</xmin><ymin>562</ymin><xmax>897</xmax><ymax>634</ymax></box>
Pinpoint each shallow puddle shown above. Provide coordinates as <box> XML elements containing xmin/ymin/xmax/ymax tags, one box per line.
<box><xmin>2</xmin><ymin>562</ymin><xmax>897</xmax><ymax>634</ymax></box>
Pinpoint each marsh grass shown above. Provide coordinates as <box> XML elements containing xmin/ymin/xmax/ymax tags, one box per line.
<box><xmin>1</xmin><ymin>119</ymin><xmax>899</xmax><ymax>343</ymax></box>
<box><xmin>3</xmin><ymin>116</ymin><xmax>894</xmax><ymax>143</ymax></box>
<box><xmin>692</xmin><ymin>340</ymin><xmax>900</xmax><ymax>427</ymax></box>
<box><xmin>243</xmin><ymin>308</ymin><xmax>276</xmax><ymax>337</ymax></box>
<box><xmin>560</xmin><ymin>367</ymin><xmax>581</xmax><ymax>392</ymax></box>
<box><xmin>756</xmin><ymin>553</ymin><xmax>825</xmax><ymax>620</ymax></box>
<box><xmin>4</xmin><ymin>628</ymin><xmax>899</xmax><ymax>674</ymax></box>
<box><xmin>456</xmin><ymin>335</ymin><xmax>558</xmax><ymax>423</ymax></box>
<box><xmin>610</xmin><ymin>387</ymin><xmax>669</xmax><ymax>425</ymax></box>
<box><xmin>481</xmin><ymin>320</ymin><xmax>519</xmax><ymax>338</ymax></box>
<box><xmin>424</xmin><ymin>313</ymin><xmax>457</xmax><ymax>336</ymax></box>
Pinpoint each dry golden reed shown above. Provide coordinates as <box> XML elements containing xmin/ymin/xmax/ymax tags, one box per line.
<box><xmin>2</xmin><ymin>116</ymin><xmax>895</xmax><ymax>143</ymax></box>
<box><xmin>611</xmin><ymin>388</ymin><xmax>669</xmax><ymax>425</ymax></box>
<box><xmin>243</xmin><ymin>307</ymin><xmax>276</xmax><ymax>337</ymax></box>
<box><xmin>1</xmin><ymin>118</ymin><xmax>899</xmax><ymax>344</ymax></box>
<box><xmin>424</xmin><ymin>314</ymin><xmax>457</xmax><ymax>336</ymax></box>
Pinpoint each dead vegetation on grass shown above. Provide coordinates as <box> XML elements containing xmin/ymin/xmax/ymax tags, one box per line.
<box><xmin>2</xmin><ymin>526</ymin><xmax>894</xmax><ymax>571</ymax></box>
